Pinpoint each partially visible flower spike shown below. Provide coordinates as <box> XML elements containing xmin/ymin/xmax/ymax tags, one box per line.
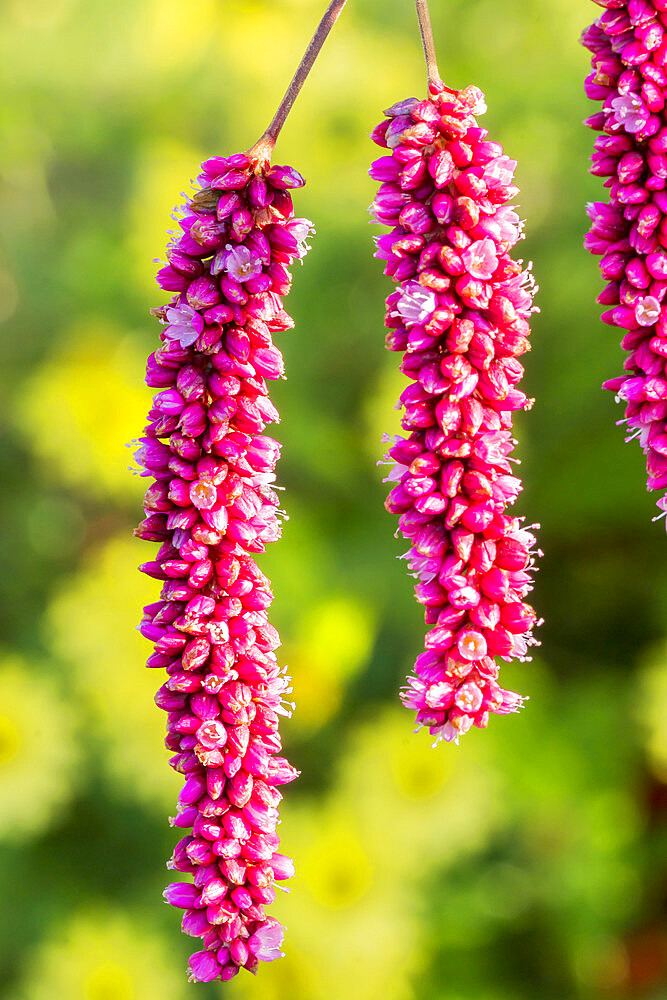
<box><xmin>369</xmin><ymin>0</ymin><xmax>541</xmax><ymax>746</ymax></box>
<box><xmin>582</xmin><ymin>0</ymin><xmax>667</xmax><ymax>524</ymax></box>
<box><xmin>134</xmin><ymin>0</ymin><xmax>347</xmax><ymax>983</ymax></box>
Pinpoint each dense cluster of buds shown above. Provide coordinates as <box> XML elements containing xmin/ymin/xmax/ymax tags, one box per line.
<box><xmin>583</xmin><ymin>0</ymin><xmax>667</xmax><ymax>521</ymax></box>
<box><xmin>370</xmin><ymin>82</ymin><xmax>540</xmax><ymax>745</ymax></box>
<box><xmin>134</xmin><ymin>152</ymin><xmax>312</xmax><ymax>981</ymax></box>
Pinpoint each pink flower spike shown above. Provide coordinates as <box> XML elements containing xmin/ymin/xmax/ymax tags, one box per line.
<box><xmin>135</xmin><ymin>0</ymin><xmax>351</xmax><ymax>962</ymax></box>
<box><xmin>135</xmin><ymin>145</ymin><xmax>314</xmax><ymax>980</ymax></box>
<box><xmin>371</xmin><ymin>80</ymin><xmax>539</xmax><ymax>746</ymax></box>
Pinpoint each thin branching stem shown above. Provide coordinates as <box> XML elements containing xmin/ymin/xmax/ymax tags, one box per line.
<box><xmin>248</xmin><ymin>0</ymin><xmax>349</xmax><ymax>165</ymax></box>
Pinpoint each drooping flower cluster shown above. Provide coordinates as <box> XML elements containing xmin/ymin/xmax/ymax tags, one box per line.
<box><xmin>583</xmin><ymin>0</ymin><xmax>667</xmax><ymax>522</ymax></box>
<box><xmin>370</xmin><ymin>82</ymin><xmax>540</xmax><ymax>746</ymax></box>
<box><xmin>134</xmin><ymin>151</ymin><xmax>313</xmax><ymax>982</ymax></box>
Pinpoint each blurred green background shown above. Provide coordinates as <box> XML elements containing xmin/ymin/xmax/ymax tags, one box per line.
<box><xmin>1</xmin><ymin>0</ymin><xmax>666</xmax><ymax>997</ymax></box>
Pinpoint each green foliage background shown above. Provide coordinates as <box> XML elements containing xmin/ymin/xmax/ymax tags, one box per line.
<box><xmin>0</xmin><ymin>0</ymin><xmax>666</xmax><ymax>997</ymax></box>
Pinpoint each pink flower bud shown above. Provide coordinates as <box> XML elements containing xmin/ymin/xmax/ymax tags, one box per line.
<box><xmin>163</xmin><ymin>882</ymin><xmax>199</xmax><ymax>908</ymax></box>
<box><xmin>265</xmin><ymin>164</ymin><xmax>305</xmax><ymax>189</ymax></box>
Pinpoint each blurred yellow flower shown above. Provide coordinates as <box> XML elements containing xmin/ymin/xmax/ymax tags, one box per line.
<box><xmin>262</xmin><ymin>499</ymin><xmax>333</xmax><ymax>616</ymax></box>
<box><xmin>228</xmin><ymin>798</ymin><xmax>420</xmax><ymax>1000</ymax></box>
<box><xmin>227</xmin><ymin>703</ymin><xmax>501</xmax><ymax>1000</ymax></box>
<box><xmin>7</xmin><ymin>0</ymin><xmax>75</xmax><ymax>30</ymax></box>
<box><xmin>636</xmin><ymin>642</ymin><xmax>667</xmax><ymax>781</ymax></box>
<box><xmin>131</xmin><ymin>0</ymin><xmax>217</xmax><ymax>71</ymax></box>
<box><xmin>126</xmin><ymin>137</ymin><xmax>202</xmax><ymax>296</ymax></box>
<box><xmin>0</xmin><ymin>656</ymin><xmax>79</xmax><ymax>841</ymax></box>
<box><xmin>46</xmin><ymin>533</ymin><xmax>181</xmax><ymax>810</ymax></box>
<box><xmin>361</xmin><ymin>360</ymin><xmax>407</xmax><ymax>465</ymax></box>
<box><xmin>11</xmin><ymin>910</ymin><xmax>186</xmax><ymax>1000</ymax></box>
<box><xmin>223</xmin><ymin>944</ymin><xmax>320</xmax><ymax>1000</ymax></box>
<box><xmin>284</xmin><ymin>595</ymin><xmax>376</xmax><ymax>732</ymax></box>
<box><xmin>0</xmin><ymin>267</ymin><xmax>19</xmax><ymax>324</ymax></box>
<box><xmin>336</xmin><ymin>705</ymin><xmax>503</xmax><ymax>877</ymax></box>
<box><xmin>300</xmin><ymin>809</ymin><xmax>373</xmax><ymax>910</ymax></box>
<box><xmin>17</xmin><ymin>322</ymin><xmax>151</xmax><ymax>502</ymax></box>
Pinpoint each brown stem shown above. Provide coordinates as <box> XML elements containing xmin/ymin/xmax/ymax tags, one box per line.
<box><xmin>415</xmin><ymin>0</ymin><xmax>441</xmax><ymax>87</ymax></box>
<box><xmin>248</xmin><ymin>0</ymin><xmax>349</xmax><ymax>166</ymax></box>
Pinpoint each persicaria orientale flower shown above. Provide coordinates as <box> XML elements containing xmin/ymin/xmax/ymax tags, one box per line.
<box><xmin>134</xmin><ymin>149</ymin><xmax>312</xmax><ymax>982</ymax></box>
<box><xmin>370</xmin><ymin>80</ymin><xmax>541</xmax><ymax>746</ymax></box>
